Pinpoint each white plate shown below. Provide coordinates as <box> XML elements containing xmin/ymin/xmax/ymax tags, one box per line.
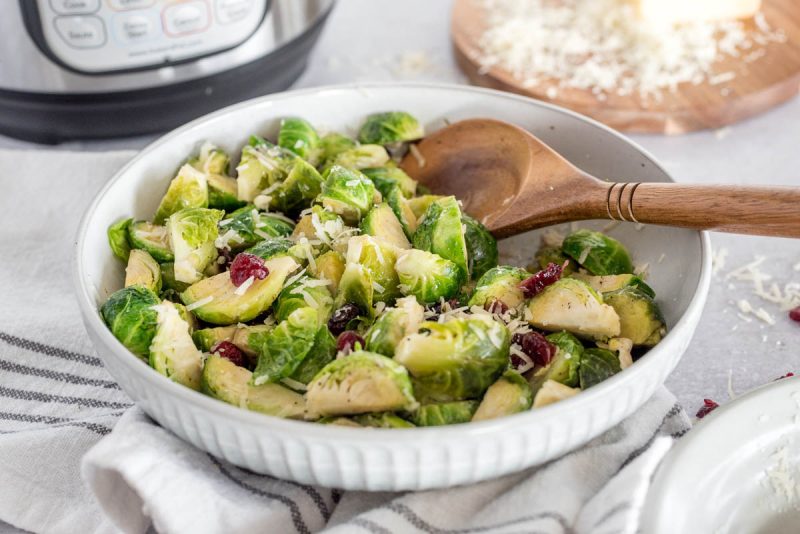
<box><xmin>642</xmin><ymin>376</ymin><xmax>800</xmax><ymax>533</ymax></box>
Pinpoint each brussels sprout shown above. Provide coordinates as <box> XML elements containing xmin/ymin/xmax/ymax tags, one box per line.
<box><xmin>358</xmin><ymin>112</ymin><xmax>424</xmax><ymax>145</ymax></box>
<box><xmin>365</xmin><ymin>296</ymin><xmax>425</xmax><ymax>357</ymax></box>
<box><xmin>360</xmin><ymin>203</ymin><xmax>411</xmax><ymax>249</ymax></box>
<box><xmin>411</xmin><ymin>400</ymin><xmax>479</xmax><ymax>426</ymax></box>
<box><xmin>318</xmin><ymin>417</ymin><xmax>363</xmax><ymax>427</ymax></box>
<box><xmin>233</xmin><ymin>324</ymin><xmax>273</xmax><ymax>359</ymax></box>
<box><xmin>278</xmin><ymin>117</ymin><xmax>321</xmax><ymax>164</ymax></box>
<box><xmin>571</xmin><ymin>273</ymin><xmax>656</xmax><ymax>299</ymax></box>
<box><xmin>608</xmin><ymin>337</ymin><xmax>634</xmax><ymax>369</ymax></box>
<box><xmin>305</xmin><ymin>350</ymin><xmax>418</xmax><ymax>416</ymax></box>
<box><xmin>328</xmin><ymin>145</ymin><xmax>390</xmax><ymax>172</ymax></box>
<box><xmin>579</xmin><ymin>348</ymin><xmax>621</xmax><ymax>389</ymax></box>
<box><xmin>159</xmin><ymin>263</ymin><xmax>191</xmax><ymax>294</ymax></box>
<box><xmin>603</xmin><ymin>287</ymin><xmax>666</xmax><ymax>346</ymax></box>
<box><xmin>167</xmin><ymin>208</ymin><xmax>224</xmax><ymax>284</ymax></box>
<box><xmin>540</xmin><ymin>331</ymin><xmax>583</xmax><ymax>387</ymax></box>
<box><xmin>361</xmin><ymin>166</ymin><xmax>417</xmax><ymax>199</ymax></box>
<box><xmin>395</xmin><ymin>249</ymin><xmax>460</xmax><ymax>304</ymax></box>
<box><xmin>527</xmin><ymin>278</ymin><xmax>621</xmax><ymax>341</ymax></box>
<box><xmin>236</xmin><ymin>138</ymin><xmax>297</xmax><ymax>202</ymax></box>
<box><xmin>149</xmin><ymin>301</ymin><xmax>204</xmax><ymax>390</ymax></box>
<box><xmin>125</xmin><ymin>249</ymin><xmax>162</xmax><ymax>293</ymax></box>
<box><xmin>154</xmin><ymin>164</ymin><xmax>209</xmax><ymax>223</ymax></box>
<box><xmin>180</xmin><ymin>255</ymin><xmax>299</xmax><ymax>324</ymax></box>
<box><xmin>531</xmin><ymin>246</ymin><xmax>576</xmax><ymax>276</ymax></box>
<box><xmin>317</xmin><ymin>165</ymin><xmax>378</xmax><ymax>224</ymax></box>
<box><xmin>562</xmin><ymin>229</ymin><xmax>633</xmax><ymax>275</ymax></box>
<box><xmin>407</xmin><ymin>194</ymin><xmax>444</xmax><ymax>220</ymax></box>
<box><xmin>128</xmin><ymin>221</ymin><xmax>174</xmax><ymax>262</ymax></box>
<box><xmin>383</xmin><ymin>183</ymin><xmax>418</xmax><ymax>239</ymax></box>
<box><xmin>333</xmin><ymin>263</ymin><xmax>373</xmax><ymax>314</ymax></box>
<box><xmin>201</xmin><ymin>355</ymin><xmax>306</xmax><ymax>418</ymax></box>
<box><xmin>342</xmin><ymin>235</ymin><xmax>401</xmax><ymax>304</ymax></box>
<box><xmin>468</xmin><ymin>266</ymin><xmax>529</xmax><ymax>311</ymax></box>
<box><xmin>108</xmin><ymin>218</ymin><xmax>132</xmax><ymax>261</ymax></box>
<box><xmin>292</xmin><ymin>206</ymin><xmax>351</xmax><ymax>249</ymax></box>
<box><xmin>288</xmin><ymin>326</ymin><xmax>336</xmax><ymax>385</ymax></box>
<box><xmin>218</xmin><ymin>206</ymin><xmax>295</xmax><ymax>251</ymax></box>
<box><xmin>192</xmin><ymin>142</ymin><xmax>230</xmax><ymax>174</ymax></box>
<box><xmin>192</xmin><ymin>325</ymin><xmax>237</xmax><ymax>352</ymax></box>
<box><xmin>319</xmin><ymin>132</ymin><xmax>356</xmax><ymax>162</ymax></box>
<box><xmin>311</xmin><ymin>251</ymin><xmax>346</xmax><ymax>293</ymax></box>
<box><xmin>269</xmin><ymin>159</ymin><xmax>324</xmax><ymax>213</ymax></box>
<box><xmin>351</xmin><ymin>413</ymin><xmax>416</xmax><ymax>428</ymax></box>
<box><xmin>394</xmin><ymin>316</ymin><xmax>510</xmax><ymax>402</ymax></box>
<box><xmin>413</xmin><ymin>196</ymin><xmax>469</xmax><ymax>284</ymax></box>
<box><xmin>462</xmin><ymin>215</ymin><xmax>498</xmax><ymax>280</ymax></box>
<box><xmin>274</xmin><ymin>275</ymin><xmax>333</xmax><ymax>324</ymax></box>
<box><xmin>100</xmin><ymin>286</ymin><xmax>160</xmax><ymax>360</ymax></box>
<box><xmin>207</xmin><ymin>173</ymin><xmax>245</xmax><ymax>212</ymax></box>
<box><xmin>472</xmin><ymin>370</ymin><xmax>533</xmax><ymax>421</ymax></box>
<box><xmin>532</xmin><ymin>379</ymin><xmax>580</xmax><ymax>408</ymax></box>
<box><xmin>252</xmin><ymin>308</ymin><xmax>320</xmax><ymax>384</ymax></box>
<box><xmin>245</xmin><ymin>237</ymin><xmax>294</xmax><ymax>260</ymax></box>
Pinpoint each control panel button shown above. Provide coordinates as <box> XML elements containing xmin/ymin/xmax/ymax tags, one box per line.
<box><xmin>54</xmin><ymin>15</ymin><xmax>107</xmax><ymax>48</ymax></box>
<box><xmin>107</xmin><ymin>0</ymin><xmax>155</xmax><ymax>10</ymax></box>
<box><xmin>112</xmin><ymin>13</ymin><xmax>157</xmax><ymax>43</ymax></box>
<box><xmin>215</xmin><ymin>0</ymin><xmax>253</xmax><ymax>24</ymax></box>
<box><xmin>162</xmin><ymin>1</ymin><xmax>210</xmax><ymax>36</ymax></box>
<box><xmin>50</xmin><ymin>0</ymin><xmax>100</xmax><ymax>14</ymax></box>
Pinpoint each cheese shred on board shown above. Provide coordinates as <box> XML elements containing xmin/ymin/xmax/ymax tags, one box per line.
<box><xmin>473</xmin><ymin>0</ymin><xmax>786</xmax><ymax>100</ymax></box>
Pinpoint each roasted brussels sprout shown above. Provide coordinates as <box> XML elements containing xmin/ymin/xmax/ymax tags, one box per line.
<box><xmin>311</xmin><ymin>251</ymin><xmax>346</xmax><ymax>293</ymax></box>
<box><xmin>273</xmin><ymin>275</ymin><xmax>333</xmax><ymax>324</ymax></box>
<box><xmin>361</xmin><ymin>165</ymin><xmax>417</xmax><ymax>199</ymax></box>
<box><xmin>125</xmin><ymin>249</ymin><xmax>161</xmax><ymax>293</ymax></box>
<box><xmin>288</xmin><ymin>326</ymin><xmax>336</xmax><ymax>385</ymax></box>
<box><xmin>108</xmin><ymin>218</ymin><xmax>132</xmax><ymax>261</ymax></box>
<box><xmin>317</xmin><ymin>165</ymin><xmax>378</xmax><ymax>224</ymax></box>
<box><xmin>154</xmin><ymin>164</ymin><xmax>209</xmax><ymax>223</ymax></box>
<box><xmin>527</xmin><ymin>278</ymin><xmax>620</xmax><ymax>341</ymax></box>
<box><xmin>167</xmin><ymin>207</ymin><xmax>224</xmax><ymax>284</ymax></box>
<box><xmin>570</xmin><ymin>273</ymin><xmax>655</xmax><ymax>298</ymax></box>
<box><xmin>532</xmin><ymin>379</ymin><xmax>579</xmax><ymax>408</ymax></box>
<box><xmin>341</xmin><ymin>235</ymin><xmax>401</xmax><ymax>304</ymax></box>
<box><xmin>361</xmin><ymin>203</ymin><xmax>411</xmax><ymax>249</ymax></box>
<box><xmin>100</xmin><ymin>285</ymin><xmax>160</xmax><ymax>359</ymax></box>
<box><xmin>305</xmin><ymin>350</ymin><xmax>418</xmax><ymax>416</ymax></box>
<box><xmin>319</xmin><ymin>132</ymin><xmax>357</xmax><ymax>162</ymax></box>
<box><xmin>394</xmin><ymin>316</ymin><xmax>510</xmax><ymax>402</ymax></box>
<box><xmin>192</xmin><ymin>325</ymin><xmax>237</xmax><ymax>352</ymax></box>
<box><xmin>462</xmin><ymin>215</ymin><xmax>498</xmax><ymax>280</ymax></box>
<box><xmin>531</xmin><ymin>246</ymin><xmax>576</xmax><ymax>276</ymax></box>
<box><xmin>411</xmin><ymin>400</ymin><xmax>479</xmax><ymax>426</ymax></box>
<box><xmin>335</xmin><ymin>263</ymin><xmax>373</xmax><ymax>315</ymax></box>
<box><xmin>207</xmin><ymin>173</ymin><xmax>244</xmax><ymax>212</ymax></box>
<box><xmin>193</xmin><ymin>142</ymin><xmax>230</xmax><ymax>174</ymax></box>
<box><xmin>328</xmin><ymin>144</ymin><xmax>390</xmax><ymax>171</ymax></box>
<box><xmin>472</xmin><ymin>370</ymin><xmax>533</xmax><ymax>421</ymax></box>
<box><xmin>562</xmin><ymin>229</ymin><xmax>633</xmax><ymax>275</ymax></box>
<box><xmin>407</xmin><ymin>194</ymin><xmax>444</xmax><ymax>220</ymax></box>
<box><xmin>159</xmin><ymin>263</ymin><xmax>190</xmax><ymax>294</ymax></box>
<box><xmin>382</xmin><ymin>183</ymin><xmax>418</xmax><ymax>240</ymax></box>
<box><xmin>269</xmin><ymin>159</ymin><xmax>324</xmax><ymax>213</ymax></box>
<box><xmin>603</xmin><ymin>287</ymin><xmax>666</xmax><ymax>346</ymax></box>
<box><xmin>351</xmin><ymin>413</ymin><xmax>416</xmax><ymax>428</ymax></box>
<box><xmin>413</xmin><ymin>196</ymin><xmax>469</xmax><ymax>284</ymax></box>
<box><xmin>128</xmin><ymin>221</ymin><xmax>173</xmax><ymax>262</ymax></box>
<box><xmin>358</xmin><ymin>111</ymin><xmax>424</xmax><ymax>145</ymax></box>
<box><xmin>245</xmin><ymin>237</ymin><xmax>294</xmax><ymax>260</ymax></box>
<box><xmin>578</xmin><ymin>348</ymin><xmax>621</xmax><ymax>389</ymax></box>
<box><xmin>278</xmin><ymin>117</ymin><xmax>321</xmax><ymax>164</ymax></box>
<box><xmin>180</xmin><ymin>255</ymin><xmax>299</xmax><ymax>324</ymax></box>
<box><xmin>236</xmin><ymin>137</ymin><xmax>297</xmax><ymax>202</ymax></box>
<box><xmin>540</xmin><ymin>331</ymin><xmax>583</xmax><ymax>387</ymax></box>
<box><xmin>218</xmin><ymin>206</ymin><xmax>295</xmax><ymax>251</ymax></box>
<box><xmin>252</xmin><ymin>307</ymin><xmax>321</xmax><ymax>384</ymax></box>
<box><xmin>149</xmin><ymin>301</ymin><xmax>204</xmax><ymax>390</ymax></box>
<box><xmin>364</xmin><ymin>296</ymin><xmax>425</xmax><ymax>356</ymax></box>
<box><xmin>395</xmin><ymin>249</ymin><xmax>460</xmax><ymax>304</ymax></box>
<box><xmin>468</xmin><ymin>266</ymin><xmax>529</xmax><ymax>311</ymax></box>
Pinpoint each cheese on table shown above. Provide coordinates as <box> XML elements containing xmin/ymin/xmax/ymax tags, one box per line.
<box><xmin>635</xmin><ymin>0</ymin><xmax>762</xmax><ymax>25</ymax></box>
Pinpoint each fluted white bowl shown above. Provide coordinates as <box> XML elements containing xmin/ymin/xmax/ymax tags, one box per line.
<box><xmin>74</xmin><ymin>83</ymin><xmax>710</xmax><ymax>491</ymax></box>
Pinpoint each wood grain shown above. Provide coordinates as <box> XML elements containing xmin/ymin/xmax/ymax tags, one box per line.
<box><xmin>451</xmin><ymin>0</ymin><xmax>800</xmax><ymax>134</ymax></box>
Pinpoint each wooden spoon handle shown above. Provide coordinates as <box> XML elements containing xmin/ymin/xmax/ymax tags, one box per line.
<box><xmin>607</xmin><ymin>183</ymin><xmax>800</xmax><ymax>237</ymax></box>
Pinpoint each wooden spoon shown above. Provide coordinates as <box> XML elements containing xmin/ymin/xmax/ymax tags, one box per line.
<box><xmin>399</xmin><ymin>119</ymin><xmax>800</xmax><ymax>239</ymax></box>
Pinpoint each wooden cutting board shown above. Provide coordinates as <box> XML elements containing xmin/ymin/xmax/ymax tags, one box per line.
<box><xmin>452</xmin><ymin>0</ymin><xmax>800</xmax><ymax>134</ymax></box>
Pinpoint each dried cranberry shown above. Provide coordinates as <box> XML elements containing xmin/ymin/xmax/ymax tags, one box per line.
<box><xmin>512</xmin><ymin>331</ymin><xmax>556</xmax><ymax>367</ymax></box>
<box><xmin>695</xmin><ymin>399</ymin><xmax>719</xmax><ymax>419</ymax></box>
<box><xmin>229</xmin><ymin>253</ymin><xmax>269</xmax><ymax>287</ymax></box>
<box><xmin>519</xmin><ymin>262</ymin><xmax>566</xmax><ymax>298</ymax></box>
<box><xmin>211</xmin><ymin>341</ymin><xmax>247</xmax><ymax>367</ymax></box>
<box><xmin>337</xmin><ymin>331</ymin><xmax>364</xmax><ymax>354</ymax></box>
<box><xmin>487</xmin><ymin>299</ymin><xmax>509</xmax><ymax>315</ymax></box>
<box><xmin>328</xmin><ymin>303</ymin><xmax>360</xmax><ymax>335</ymax></box>
<box><xmin>790</xmin><ymin>307</ymin><xmax>800</xmax><ymax>323</ymax></box>
<box><xmin>775</xmin><ymin>372</ymin><xmax>795</xmax><ymax>381</ymax></box>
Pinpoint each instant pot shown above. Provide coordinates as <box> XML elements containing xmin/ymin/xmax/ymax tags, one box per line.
<box><xmin>0</xmin><ymin>0</ymin><xmax>334</xmax><ymax>143</ymax></box>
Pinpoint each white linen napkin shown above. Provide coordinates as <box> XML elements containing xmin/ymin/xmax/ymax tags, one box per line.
<box><xmin>0</xmin><ymin>148</ymin><xmax>691</xmax><ymax>534</ymax></box>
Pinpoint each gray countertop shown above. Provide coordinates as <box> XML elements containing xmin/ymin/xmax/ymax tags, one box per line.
<box><xmin>3</xmin><ymin>0</ymin><xmax>798</xmax><ymax>419</ymax></box>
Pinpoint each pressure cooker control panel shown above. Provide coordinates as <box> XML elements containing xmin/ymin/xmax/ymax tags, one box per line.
<box><xmin>31</xmin><ymin>0</ymin><xmax>268</xmax><ymax>73</ymax></box>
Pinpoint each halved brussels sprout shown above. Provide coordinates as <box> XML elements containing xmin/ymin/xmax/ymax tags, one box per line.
<box><xmin>192</xmin><ymin>325</ymin><xmax>237</xmax><ymax>352</ymax></box>
<box><xmin>108</xmin><ymin>218</ymin><xmax>132</xmax><ymax>261</ymax></box>
<box><xmin>278</xmin><ymin>117</ymin><xmax>321</xmax><ymax>164</ymax></box>
<box><xmin>328</xmin><ymin>145</ymin><xmax>390</xmax><ymax>172</ymax></box>
<box><xmin>236</xmin><ymin>138</ymin><xmax>297</xmax><ymax>202</ymax></box>
<box><xmin>154</xmin><ymin>164</ymin><xmax>209</xmax><ymax>223</ymax></box>
<box><xmin>317</xmin><ymin>165</ymin><xmax>378</xmax><ymax>224</ymax></box>
<box><xmin>579</xmin><ymin>348</ymin><xmax>621</xmax><ymax>389</ymax></box>
<box><xmin>562</xmin><ymin>229</ymin><xmax>633</xmax><ymax>275</ymax></box>
<box><xmin>527</xmin><ymin>278</ymin><xmax>621</xmax><ymax>341</ymax></box>
<box><xmin>174</xmin><ymin>302</ymin><xmax>198</xmax><ymax>334</ymax></box>
<box><xmin>351</xmin><ymin>413</ymin><xmax>416</xmax><ymax>428</ymax></box>
<box><xmin>570</xmin><ymin>273</ymin><xmax>655</xmax><ymax>298</ymax></box>
<box><xmin>395</xmin><ymin>249</ymin><xmax>460</xmax><ymax>304</ymax></box>
<box><xmin>167</xmin><ymin>207</ymin><xmax>224</xmax><ymax>284</ymax></box>
<box><xmin>149</xmin><ymin>301</ymin><xmax>204</xmax><ymax>390</ymax></box>
<box><xmin>207</xmin><ymin>173</ymin><xmax>245</xmax><ymax>212</ymax></box>
<box><xmin>288</xmin><ymin>326</ymin><xmax>336</xmax><ymax>385</ymax></box>
<box><xmin>532</xmin><ymin>379</ymin><xmax>580</xmax><ymax>408</ymax></box>
<box><xmin>202</xmin><ymin>355</ymin><xmax>307</xmax><ymax>418</ymax></box>
<box><xmin>159</xmin><ymin>262</ymin><xmax>190</xmax><ymax>294</ymax></box>
<box><xmin>125</xmin><ymin>249</ymin><xmax>161</xmax><ymax>293</ymax></box>
<box><xmin>100</xmin><ymin>285</ymin><xmax>160</xmax><ymax>360</ymax></box>
<box><xmin>394</xmin><ymin>316</ymin><xmax>510</xmax><ymax>402</ymax></box>
<box><xmin>603</xmin><ymin>287</ymin><xmax>666</xmax><ymax>346</ymax></box>
<box><xmin>362</xmin><ymin>165</ymin><xmax>417</xmax><ymax>199</ymax></box>
<box><xmin>540</xmin><ymin>331</ymin><xmax>583</xmax><ymax>388</ymax></box>
<box><xmin>365</xmin><ymin>296</ymin><xmax>425</xmax><ymax>357</ymax></box>
<box><xmin>412</xmin><ymin>196</ymin><xmax>469</xmax><ymax>284</ymax></box>
<box><xmin>269</xmin><ymin>159</ymin><xmax>324</xmax><ymax>213</ymax></box>
<box><xmin>468</xmin><ymin>266</ymin><xmax>529</xmax><ymax>311</ymax></box>
<box><xmin>531</xmin><ymin>246</ymin><xmax>576</xmax><ymax>276</ymax></box>
<box><xmin>334</xmin><ymin>263</ymin><xmax>373</xmax><ymax>314</ymax></box>
<box><xmin>252</xmin><ymin>307</ymin><xmax>320</xmax><ymax>384</ymax></box>
<box><xmin>361</xmin><ymin>203</ymin><xmax>411</xmax><ymax>249</ymax></box>
<box><xmin>472</xmin><ymin>370</ymin><xmax>533</xmax><ymax>421</ymax></box>
<box><xmin>462</xmin><ymin>215</ymin><xmax>498</xmax><ymax>280</ymax></box>
<box><xmin>319</xmin><ymin>132</ymin><xmax>356</xmax><ymax>162</ymax></box>
<box><xmin>342</xmin><ymin>235</ymin><xmax>401</xmax><ymax>304</ymax></box>
<box><xmin>358</xmin><ymin>111</ymin><xmax>424</xmax><ymax>145</ymax></box>
<box><xmin>383</xmin><ymin>183</ymin><xmax>418</xmax><ymax>240</ymax></box>
<box><xmin>218</xmin><ymin>206</ymin><xmax>295</xmax><ymax>251</ymax></box>
<box><xmin>274</xmin><ymin>275</ymin><xmax>333</xmax><ymax>324</ymax></box>
<box><xmin>180</xmin><ymin>255</ymin><xmax>299</xmax><ymax>324</ymax></box>
<box><xmin>245</xmin><ymin>237</ymin><xmax>294</xmax><ymax>260</ymax></box>
<box><xmin>411</xmin><ymin>400</ymin><xmax>479</xmax><ymax>426</ymax></box>
<box><xmin>128</xmin><ymin>221</ymin><xmax>173</xmax><ymax>262</ymax></box>
<box><xmin>407</xmin><ymin>194</ymin><xmax>444</xmax><ymax>220</ymax></box>
<box><xmin>305</xmin><ymin>350</ymin><xmax>418</xmax><ymax>416</ymax></box>
<box><xmin>233</xmin><ymin>324</ymin><xmax>273</xmax><ymax>359</ymax></box>
<box><xmin>193</xmin><ymin>142</ymin><xmax>230</xmax><ymax>174</ymax></box>
<box><xmin>311</xmin><ymin>251</ymin><xmax>346</xmax><ymax>293</ymax></box>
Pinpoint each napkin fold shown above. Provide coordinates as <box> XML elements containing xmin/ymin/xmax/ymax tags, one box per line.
<box><xmin>0</xmin><ymin>148</ymin><xmax>692</xmax><ymax>534</ymax></box>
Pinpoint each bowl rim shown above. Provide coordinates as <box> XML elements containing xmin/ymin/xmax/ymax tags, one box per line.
<box><xmin>73</xmin><ymin>81</ymin><xmax>712</xmax><ymax>441</ymax></box>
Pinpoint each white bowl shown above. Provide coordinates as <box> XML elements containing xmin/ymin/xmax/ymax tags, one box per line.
<box><xmin>74</xmin><ymin>83</ymin><xmax>711</xmax><ymax>491</ymax></box>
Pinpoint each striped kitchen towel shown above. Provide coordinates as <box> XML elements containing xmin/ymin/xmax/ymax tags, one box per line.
<box><xmin>0</xmin><ymin>148</ymin><xmax>692</xmax><ymax>534</ymax></box>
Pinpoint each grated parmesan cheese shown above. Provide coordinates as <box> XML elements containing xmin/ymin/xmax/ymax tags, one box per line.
<box><xmin>234</xmin><ymin>276</ymin><xmax>255</xmax><ymax>296</ymax></box>
<box><xmin>186</xmin><ymin>296</ymin><xmax>213</xmax><ymax>311</ymax></box>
